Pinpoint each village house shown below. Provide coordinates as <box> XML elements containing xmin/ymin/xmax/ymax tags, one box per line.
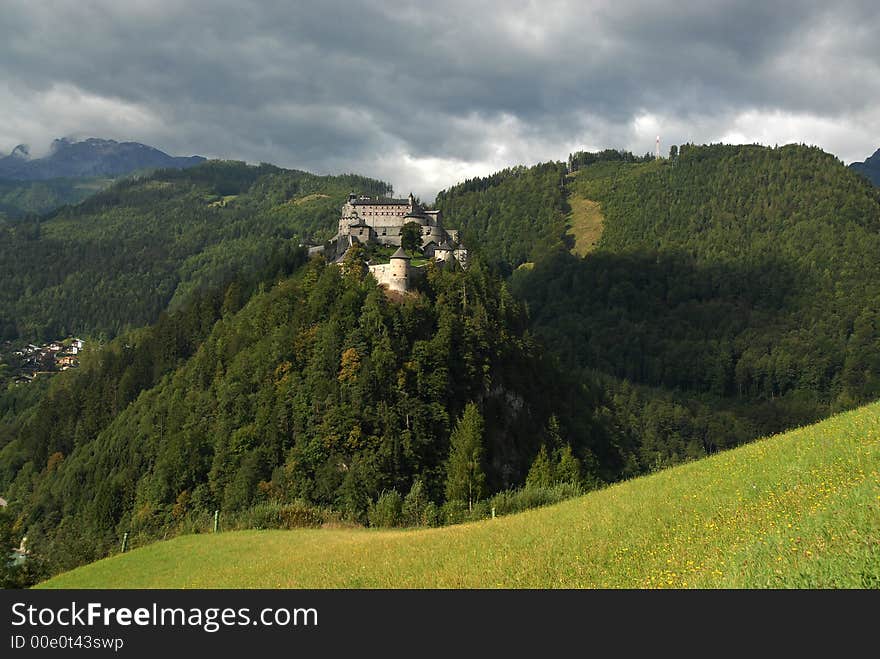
<box><xmin>56</xmin><ymin>355</ymin><xmax>77</xmax><ymax>369</ymax></box>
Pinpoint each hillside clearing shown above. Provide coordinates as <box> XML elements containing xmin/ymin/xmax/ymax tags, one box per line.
<box><xmin>293</xmin><ymin>193</ymin><xmax>331</xmax><ymax>205</ymax></box>
<box><xmin>566</xmin><ymin>194</ymin><xmax>604</xmax><ymax>256</ymax></box>
<box><xmin>39</xmin><ymin>401</ymin><xmax>880</xmax><ymax>589</ymax></box>
<box><xmin>209</xmin><ymin>194</ymin><xmax>238</xmax><ymax>207</ymax></box>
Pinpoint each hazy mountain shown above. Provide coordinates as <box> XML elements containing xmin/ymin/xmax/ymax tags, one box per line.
<box><xmin>849</xmin><ymin>148</ymin><xmax>880</xmax><ymax>186</ymax></box>
<box><xmin>0</xmin><ymin>137</ymin><xmax>205</xmax><ymax>180</ymax></box>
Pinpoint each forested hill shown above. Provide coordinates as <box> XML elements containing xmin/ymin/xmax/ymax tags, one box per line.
<box><xmin>433</xmin><ymin>150</ymin><xmax>655</xmax><ymax>272</ymax></box>
<box><xmin>541</xmin><ymin>144</ymin><xmax>880</xmax><ymax>417</ymax></box>
<box><xmin>0</xmin><ymin>161</ymin><xmax>389</xmax><ymax>342</ymax></box>
<box><xmin>446</xmin><ymin>144</ymin><xmax>880</xmax><ymax>468</ymax></box>
<box><xmin>0</xmin><ymin>257</ymin><xmax>608</xmax><ymax>575</ymax></box>
<box><xmin>434</xmin><ymin>162</ymin><xmax>570</xmax><ymax>271</ymax></box>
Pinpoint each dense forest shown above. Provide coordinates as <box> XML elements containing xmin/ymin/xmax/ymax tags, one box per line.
<box><xmin>433</xmin><ymin>150</ymin><xmax>657</xmax><ymax>272</ymax></box>
<box><xmin>434</xmin><ymin>162</ymin><xmax>571</xmax><ymax>271</ymax></box>
<box><xmin>0</xmin><ymin>161</ymin><xmax>389</xmax><ymax>342</ymax></box>
<box><xmin>516</xmin><ymin>144</ymin><xmax>880</xmax><ymax>462</ymax></box>
<box><xmin>432</xmin><ymin>144</ymin><xmax>880</xmax><ymax>469</ymax></box>
<box><xmin>0</xmin><ymin>256</ymin><xmax>609</xmax><ymax>574</ymax></box>
<box><xmin>0</xmin><ymin>177</ymin><xmax>111</xmax><ymax>220</ymax></box>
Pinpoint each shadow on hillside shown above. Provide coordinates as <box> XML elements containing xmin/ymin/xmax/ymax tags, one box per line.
<box><xmin>511</xmin><ymin>247</ymin><xmax>819</xmax><ymax>395</ymax></box>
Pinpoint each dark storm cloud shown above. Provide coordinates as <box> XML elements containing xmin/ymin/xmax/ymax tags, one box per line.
<box><xmin>1</xmin><ymin>0</ymin><xmax>878</xmax><ymax>197</ymax></box>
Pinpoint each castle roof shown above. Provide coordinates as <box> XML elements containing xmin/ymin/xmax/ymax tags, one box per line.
<box><xmin>436</xmin><ymin>241</ymin><xmax>453</xmax><ymax>251</ymax></box>
<box><xmin>351</xmin><ymin>197</ymin><xmax>410</xmax><ymax>206</ymax></box>
<box><xmin>390</xmin><ymin>246</ymin><xmax>411</xmax><ymax>260</ymax></box>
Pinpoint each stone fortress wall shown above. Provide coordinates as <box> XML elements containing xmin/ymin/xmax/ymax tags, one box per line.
<box><xmin>337</xmin><ymin>193</ymin><xmax>451</xmax><ymax>248</ymax></box>
<box><xmin>333</xmin><ymin>191</ymin><xmax>467</xmax><ymax>293</ymax></box>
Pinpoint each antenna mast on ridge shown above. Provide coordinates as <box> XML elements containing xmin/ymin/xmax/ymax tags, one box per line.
<box><xmin>655</xmin><ymin>135</ymin><xmax>661</xmax><ymax>160</ymax></box>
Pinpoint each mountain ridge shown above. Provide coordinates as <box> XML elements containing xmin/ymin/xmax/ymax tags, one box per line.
<box><xmin>0</xmin><ymin>137</ymin><xmax>205</xmax><ymax>181</ymax></box>
<box><xmin>849</xmin><ymin>147</ymin><xmax>880</xmax><ymax>186</ymax></box>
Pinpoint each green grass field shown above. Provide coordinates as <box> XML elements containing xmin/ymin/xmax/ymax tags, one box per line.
<box><xmin>38</xmin><ymin>402</ymin><xmax>880</xmax><ymax>588</ymax></box>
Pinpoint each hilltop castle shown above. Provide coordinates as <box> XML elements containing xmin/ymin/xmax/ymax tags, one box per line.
<box><xmin>330</xmin><ymin>192</ymin><xmax>468</xmax><ymax>293</ymax></box>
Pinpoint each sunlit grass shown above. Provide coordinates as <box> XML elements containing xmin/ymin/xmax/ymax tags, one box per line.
<box><xmin>292</xmin><ymin>193</ymin><xmax>330</xmax><ymax>205</ymax></box>
<box><xmin>208</xmin><ymin>194</ymin><xmax>238</xmax><ymax>207</ymax></box>
<box><xmin>566</xmin><ymin>195</ymin><xmax>604</xmax><ymax>256</ymax></box>
<box><xmin>39</xmin><ymin>401</ymin><xmax>880</xmax><ymax>588</ymax></box>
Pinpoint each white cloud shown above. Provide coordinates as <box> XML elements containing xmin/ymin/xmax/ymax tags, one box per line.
<box><xmin>717</xmin><ymin>110</ymin><xmax>880</xmax><ymax>164</ymax></box>
<box><xmin>0</xmin><ymin>83</ymin><xmax>163</xmax><ymax>156</ymax></box>
<box><xmin>1</xmin><ymin>1</ymin><xmax>878</xmax><ymax>188</ymax></box>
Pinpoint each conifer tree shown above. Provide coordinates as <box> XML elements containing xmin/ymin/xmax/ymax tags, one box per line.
<box><xmin>526</xmin><ymin>445</ymin><xmax>554</xmax><ymax>488</ymax></box>
<box><xmin>445</xmin><ymin>402</ymin><xmax>486</xmax><ymax>510</ymax></box>
<box><xmin>554</xmin><ymin>445</ymin><xmax>582</xmax><ymax>486</ymax></box>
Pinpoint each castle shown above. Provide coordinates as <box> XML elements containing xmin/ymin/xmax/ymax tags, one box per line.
<box><xmin>331</xmin><ymin>192</ymin><xmax>468</xmax><ymax>293</ymax></box>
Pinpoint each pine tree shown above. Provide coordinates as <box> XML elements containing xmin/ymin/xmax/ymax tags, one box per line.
<box><xmin>554</xmin><ymin>445</ymin><xmax>582</xmax><ymax>486</ymax></box>
<box><xmin>445</xmin><ymin>402</ymin><xmax>486</xmax><ymax>510</ymax></box>
<box><xmin>526</xmin><ymin>445</ymin><xmax>553</xmax><ymax>488</ymax></box>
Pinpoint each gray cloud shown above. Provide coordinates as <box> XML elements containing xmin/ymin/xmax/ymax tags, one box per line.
<box><xmin>1</xmin><ymin>0</ymin><xmax>878</xmax><ymax>199</ymax></box>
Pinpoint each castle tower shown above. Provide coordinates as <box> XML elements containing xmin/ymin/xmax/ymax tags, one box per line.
<box><xmin>389</xmin><ymin>246</ymin><xmax>411</xmax><ymax>293</ymax></box>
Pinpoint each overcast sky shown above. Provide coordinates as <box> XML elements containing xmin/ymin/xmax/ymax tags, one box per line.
<box><xmin>1</xmin><ymin>0</ymin><xmax>878</xmax><ymax>199</ymax></box>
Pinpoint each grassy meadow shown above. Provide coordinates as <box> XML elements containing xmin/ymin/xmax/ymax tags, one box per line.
<box><xmin>39</xmin><ymin>401</ymin><xmax>880</xmax><ymax>589</ymax></box>
<box><xmin>566</xmin><ymin>194</ymin><xmax>605</xmax><ymax>256</ymax></box>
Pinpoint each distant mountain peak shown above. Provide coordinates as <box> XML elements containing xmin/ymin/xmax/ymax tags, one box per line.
<box><xmin>849</xmin><ymin>148</ymin><xmax>880</xmax><ymax>186</ymax></box>
<box><xmin>0</xmin><ymin>137</ymin><xmax>205</xmax><ymax>181</ymax></box>
<box><xmin>9</xmin><ymin>144</ymin><xmax>30</xmax><ymax>159</ymax></box>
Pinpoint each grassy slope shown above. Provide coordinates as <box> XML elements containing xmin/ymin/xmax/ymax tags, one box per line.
<box><xmin>39</xmin><ymin>400</ymin><xmax>880</xmax><ymax>589</ymax></box>
<box><xmin>566</xmin><ymin>193</ymin><xmax>604</xmax><ymax>257</ymax></box>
